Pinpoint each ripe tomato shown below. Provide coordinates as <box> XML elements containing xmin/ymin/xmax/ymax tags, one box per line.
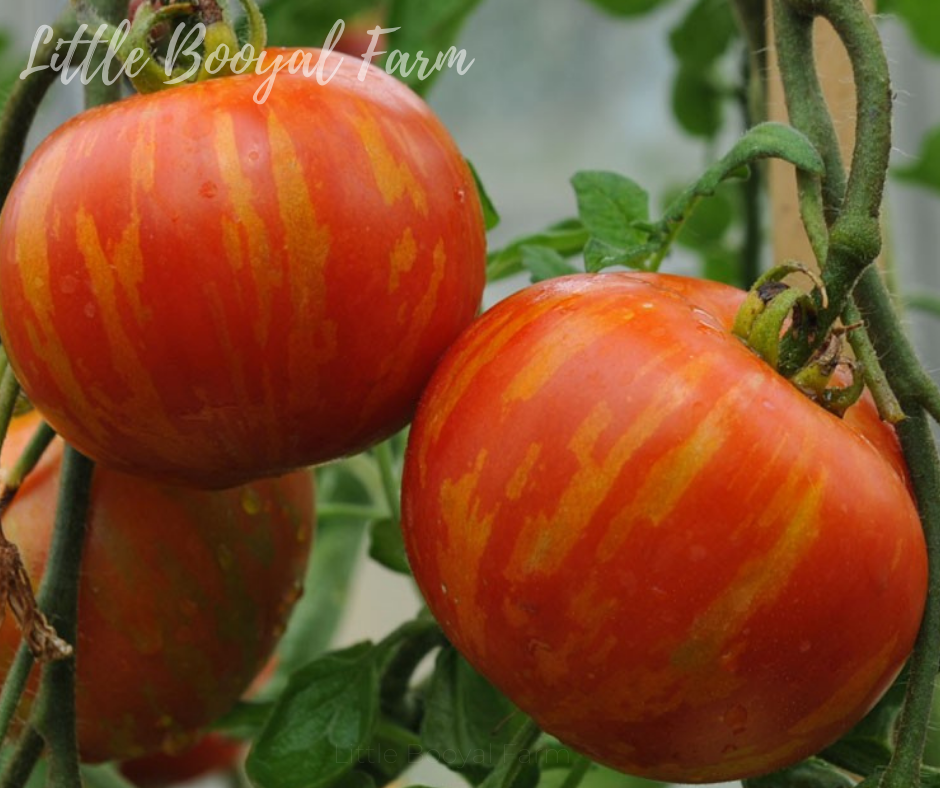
<box><xmin>0</xmin><ymin>414</ymin><xmax>314</xmax><ymax>762</ymax></box>
<box><xmin>120</xmin><ymin>734</ymin><xmax>244</xmax><ymax>787</ymax></box>
<box><xmin>119</xmin><ymin>657</ymin><xmax>276</xmax><ymax>785</ymax></box>
<box><xmin>401</xmin><ymin>272</ymin><xmax>927</xmax><ymax>783</ymax></box>
<box><xmin>0</xmin><ymin>49</ymin><xmax>485</xmax><ymax>488</ymax></box>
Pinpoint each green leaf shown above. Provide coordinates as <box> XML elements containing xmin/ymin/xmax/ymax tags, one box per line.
<box><xmin>385</xmin><ymin>0</ymin><xmax>484</xmax><ymax>94</ymax></box>
<box><xmin>486</xmin><ymin>220</ymin><xmax>589</xmax><ymax>282</ymax></box>
<box><xmin>247</xmin><ymin>643</ymin><xmax>379</xmax><ymax>788</ymax></box>
<box><xmin>420</xmin><ymin>647</ymin><xmax>528</xmax><ymax>782</ymax></box>
<box><xmin>894</xmin><ymin>126</ymin><xmax>940</xmax><ymax>192</ymax></box>
<box><xmin>583</xmin><ymin>0</ymin><xmax>676</xmax><ymax>17</ymax></box>
<box><xmin>259</xmin><ymin>0</ymin><xmax>379</xmax><ymax>49</ymax></box>
<box><xmin>742</xmin><ymin>757</ymin><xmax>855</xmax><ymax>787</ymax></box>
<box><xmin>672</xmin><ymin>65</ymin><xmax>723</xmax><ymax>139</ymax></box>
<box><xmin>669</xmin><ymin>0</ymin><xmax>737</xmax><ymax>67</ymax></box>
<box><xmin>468</xmin><ymin>160</ymin><xmax>500</xmax><ymax>231</ymax></box>
<box><xmin>880</xmin><ymin>0</ymin><xmax>940</xmax><ymax>56</ymax></box>
<box><xmin>520</xmin><ymin>246</ymin><xmax>579</xmax><ymax>283</ymax></box>
<box><xmin>583</xmin><ymin>238</ymin><xmax>658</xmax><ymax>273</ymax></box>
<box><xmin>571</xmin><ymin>171</ymin><xmax>649</xmax><ymax>249</ymax></box>
<box><xmin>369</xmin><ymin>518</ymin><xmax>410</xmax><ymax>575</ymax></box>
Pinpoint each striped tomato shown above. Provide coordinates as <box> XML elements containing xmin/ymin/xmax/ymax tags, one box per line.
<box><xmin>401</xmin><ymin>273</ymin><xmax>927</xmax><ymax>783</ymax></box>
<box><xmin>0</xmin><ymin>49</ymin><xmax>485</xmax><ymax>488</ymax></box>
<box><xmin>0</xmin><ymin>414</ymin><xmax>313</xmax><ymax>762</ymax></box>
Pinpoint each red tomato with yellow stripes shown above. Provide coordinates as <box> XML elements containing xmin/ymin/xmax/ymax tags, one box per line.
<box><xmin>0</xmin><ymin>414</ymin><xmax>313</xmax><ymax>762</ymax></box>
<box><xmin>401</xmin><ymin>272</ymin><xmax>927</xmax><ymax>783</ymax></box>
<box><xmin>0</xmin><ymin>49</ymin><xmax>485</xmax><ymax>488</ymax></box>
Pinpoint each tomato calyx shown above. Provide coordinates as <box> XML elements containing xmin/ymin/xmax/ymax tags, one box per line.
<box><xmin>732</xmin><ymin>263</ymin><xmax>864</xmax><ymax>417</ymax></box>
<box><xmin>111</xmin><ymin>0</ymin><xmax>267</xmax><ymax>94</ymax></box>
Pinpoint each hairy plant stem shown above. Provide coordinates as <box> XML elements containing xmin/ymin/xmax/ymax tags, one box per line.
<box><xmin>31</xmin><ymin>448</ymin><xmax>95</xmax><ymax>788</ymax></box>
<box><xmin>0</xmin><ymin>726</ymin><xmax>44</xmax><ymax>788</ymax></box>
<box><xmin>0</xmin><ymin>10</ymin><xmax>82</xmax><ymax>205</ymax></box>
<box><xmin>771</xmin><ymin>0</ymin><xmax>940</xmax><ymax>784</ymax></box>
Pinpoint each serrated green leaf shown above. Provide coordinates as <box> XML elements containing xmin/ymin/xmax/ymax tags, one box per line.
<box><xmin>669</xmin><ymin>0</ymin><xmax>737</xmax><ymax>66</ymax></box>
<box><xmin>519</xmin><ymin>246</ymin><xmax>579</xmax><ymax>283</ymax></box>
<box><xmin>420</xmin><ymin>647</ymin><xmax>527</xmax><ymax>782</ymax></box>
<box><xmin>247</xmin><ymin>643</ymin><xmax>379</xmax><ymax>788</ymax></box>
<box><xmin>742</xmin><ymin>757</ymin><xmax>855</xmax><ymax>788</ymax></box>
<box><xmin>880</xmin><ymin>0</ymin><xmax>940</xmax><ymax>56</ymax></box>
<box><xmin>368</xmin><ymin>518</ymin><xmax>410</xmax><ymax>575</ymax></box>
<box><xmin>583</xmin><ymin>0</ymin><xmax>675</xmax><ymax>17</ymax></box>
<box><xmin>468</xmin><ymin>160</ymin><xmax>500</xmax><ymax>231</ymax></box>
<box><xmin>583</xmin><ymin>238</ymin><xmax>658</xmax><ymax>273</ymax></box>
<box><xmin>894</xmin><ymin>126</ymin><xmax>940</xmax><ymax>192</ymax></box>
<box><xmin>385</xmin><ymin>0</ymin><xmax>483</xmax><ymax>94</ymax></box>
<box><xmin>672</xmin><ymin>64</ymin><xmax>723</xmax><ymax>139</ymax></box>
<box><xmin>571</xmin><ymin>171</ymin><xmax>649</xmax><ymax>250</ymax></box>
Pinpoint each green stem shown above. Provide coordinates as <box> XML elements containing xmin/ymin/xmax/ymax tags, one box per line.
<box><xmin>878</xmin><ymin>409</ymin><xmax>940</xmax><ymax>788</ymax></box>
<box><xmin>0</xmin><ymin>421</ymin><xmax>57</xmax><ymax>514</ymax></box>
<box><xmin>373</xmin><ymin>441</ymin><xmax>401</xmax><ymax>523</ymax></box>
<box><xmin>775</xmin><ymin>0</ymin><xmax>890</xmax><ymax>340</ymax></box>
<box><xmin>557</xmin><ymin>755</ymin><xmax>592</xmax><ymax>788</ymax></box>
<box><xmin>480</xmin><ymin>719</ymin><xmax>541</xmax><ymax>788</ymax></box>
<box><xmin>0</xmin><ymin>360</ymin><xmax>20</xmax><ymax>454</ymax></box>
<box><xmin>842</xmin><ymin>301</ymin><xmax>904</xmax><ymax>424</ymax></box>
<box><xmin>31</xmin><ymin>448</ymin><xmax>95</xmax><ymax>788</ymax></box>
<box><xmin>0</xmin><ymin>726</ymin><xmax>44</xmax><ymax>788</ymax></box>
<box><xmin>0</xmin><ymin>643</ymin><xmax>35</xmax><ymax>751</ymax></box>
<box><xmin>379</xmin><ymin>622</ymin><xmax>446</xmax><ymax>729</ymax></box>
<box><xmin>0</xmin><ymin>10</ymin><xmax>81</xmax><ymax>206</ymax></box>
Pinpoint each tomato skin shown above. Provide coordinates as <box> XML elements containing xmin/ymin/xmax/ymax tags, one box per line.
<box><xmin>0</xmin><ymin>49</ymin><xmax>485</xmax><ymax>488</ymax></box>
<box><xmin>401</xmin><ymin>273</ymin><xmax>927</xmax><ymax>783</ymax></box>
<box><xmin>120</xmin><ymin>734</ymin><xmax>244</xmax><ymax>787</ymax></box>
<box><xmin>0</xmin><ymin>415</ymin><xmax>313</xmax><ymax>762</ymax></box>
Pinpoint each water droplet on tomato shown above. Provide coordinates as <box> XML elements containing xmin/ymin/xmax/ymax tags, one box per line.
<box><xmin>247</xmin><ymin>150</ymin><xmax>260</xmax><ymax>163</ymax></box>
<box><xmin>526</xmin><ymin>638</ymin><xmax>551</xmax><ymax>655</ymax></box>
<box><xmin>722</xmin><ymin>743</ymin><xmax>738</xmax><ymax>755</ymax></box>
<box><xmin>241</xmin><ymin>487</ymin><xmax>262</xmax><ymax>515</ymax></box>
<box><xmin>60</xmin><ymin>275</ymin><xmax>78</xmax><ymax>295</ymax></box>
<box><xmin>199</xmin><ymin>181</ymin><xmax>218</xmax><ymax>199</ymax></box>
<box><xmin>455</xmin><ymin>187</ymin><xmax>466</xmax><ymax>203</ymax></box>
<box><xmin>441</xmin><ymin>583</ymin><xmax>448</xmax><ymax>595</ymax></box>
<box><xmin>84</xmin><ymin>302</ymin><xmax>96</xmax><ymax>319</ymax></box>
<box><xmin>799</xmin><ymin>640</ymin><xmax>812</xmax><ymax>653</ymax></box>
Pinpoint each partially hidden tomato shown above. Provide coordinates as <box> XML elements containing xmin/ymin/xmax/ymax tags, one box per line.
<box><xmin>119</xmin><ymin>658</ymin><xmax>277</xmax><ymax>786</ymax></box>
<box><xmin>0</xmin><ymin>414</ymin><xmax>314</xmax><ymax>762</ymax></box>
<box><xmin>0</xmin><ymin>49</ymin><xmax>486</xmax><ymax>488</ymax></box>
<box><xmin>120</xmin><ymin>734</ymin><xmax>244</xmax><ymax>787</ymax></box>
<box><xmin>401</xmin><ymin>272</ymin><xmax>927</xmax><ymax>783</ymax></box>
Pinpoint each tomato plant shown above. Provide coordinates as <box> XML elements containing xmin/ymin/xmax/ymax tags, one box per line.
<box><xmin>0</xmin><ymin>413</ymin><xmax>314</xmax><ymax>762</ymax></box>
<box><xmin>0</xmin><ymin>47</ymin><xmax>486</xmax><ymax>489</ymax></box>
<box><xmin>401</xmin><ymin>272</ymin><xmax>928</xmax><ymax>783</ymax></box>
<box><xmin>3</xmin><ymin>1</ymin><xmax>940</xmax><ymax>788</ymax></box>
